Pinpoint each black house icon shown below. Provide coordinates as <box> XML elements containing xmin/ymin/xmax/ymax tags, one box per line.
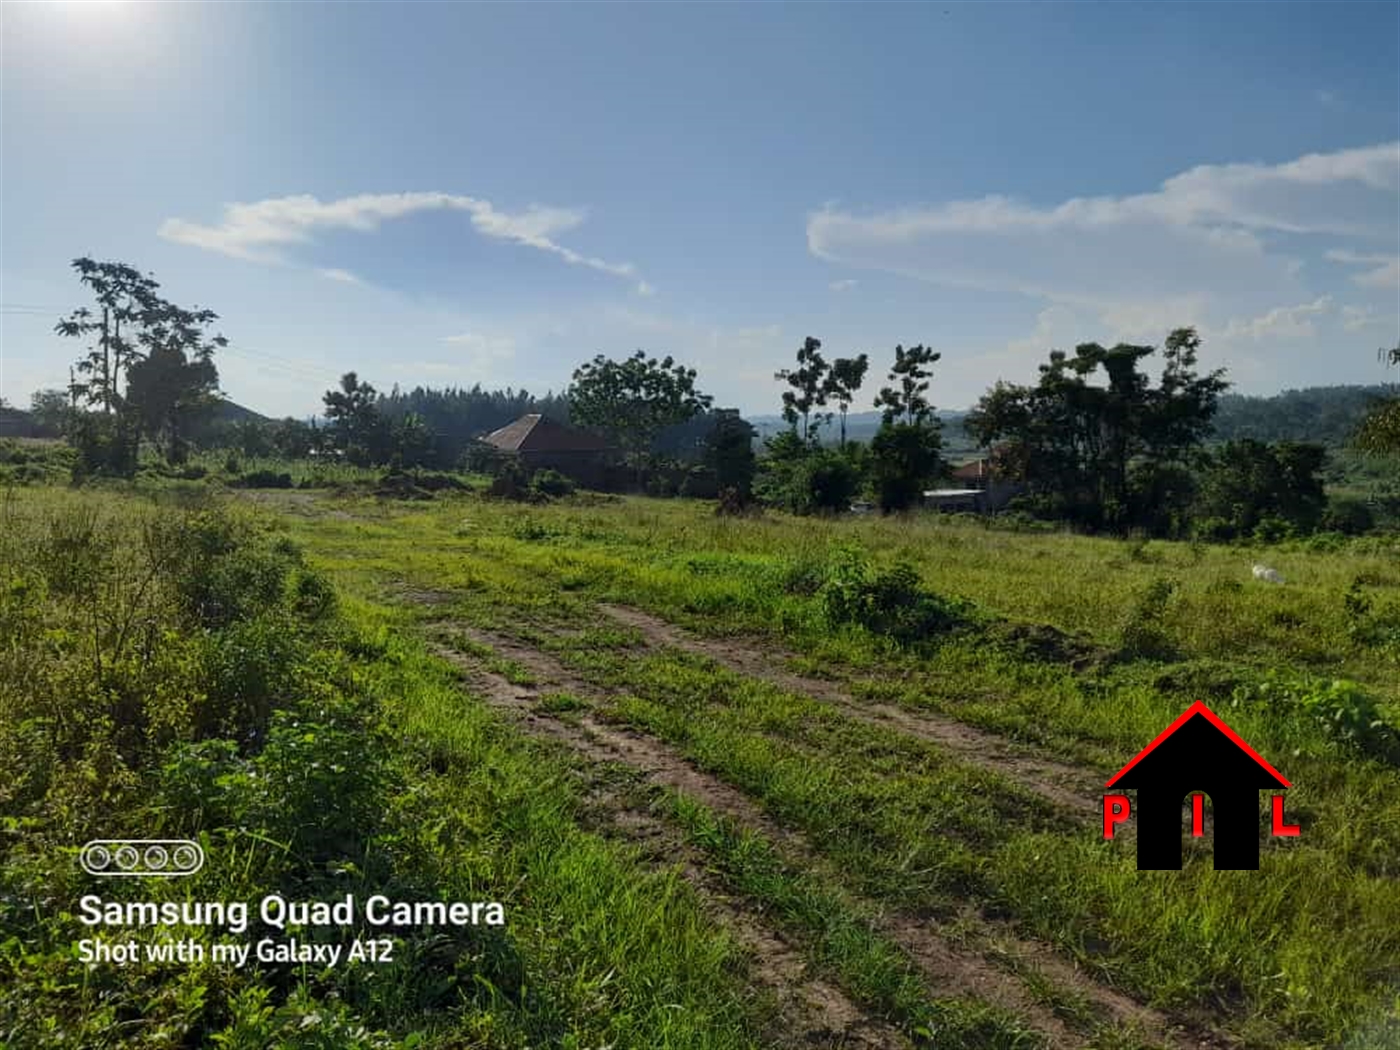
<box><xmin>1106</xmin><ymin>701</ymin><xmax>1290</xmax><ymax>870</ymax></box>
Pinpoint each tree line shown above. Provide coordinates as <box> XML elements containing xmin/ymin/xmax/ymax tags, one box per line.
<box><xmin>34</xmin><ymin>257</ymin><xmax>1400</xmax><ymax>536</ymax></box>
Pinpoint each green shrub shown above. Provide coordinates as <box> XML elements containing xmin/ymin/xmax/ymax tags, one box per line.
<box><xmin>1117</xmin><ymin>578</ymin><xmax>1180</xmax><ymax>661</ymax></box>
<box><xmin>1231</xmin><ymin>672</ymin><xmax>1397</xmax><ymax>759</ymax></box>
<box><xmin>820</xmin><ymin>544</ymin><xmax>972</xmax><ymax>645</ymax></box>
<box><xmin>233</xmin><ymin>469</ymin><xmax>294</xmax><ymax>489</ymax></box>
<box><xmin>531</xmin><ymin>468</ymin><xmax>576</xmax><ymax>498</ymax></box>
<box><xmin>1321</xmin><ymin>497</ymin><xmax>1375</xmax><ymax>536</ymax></box>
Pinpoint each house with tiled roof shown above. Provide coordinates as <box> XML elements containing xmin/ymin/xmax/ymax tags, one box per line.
<box><xmin>481</xmin><ymin>414</ymin><xmax>614</xmax><ymax>486</ymax></box>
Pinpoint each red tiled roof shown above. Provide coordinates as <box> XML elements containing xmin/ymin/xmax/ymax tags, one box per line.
<box><xmin>482</xmin><ymin>414</ymin><xmax>611</xmax><ymax>454</ymax></box>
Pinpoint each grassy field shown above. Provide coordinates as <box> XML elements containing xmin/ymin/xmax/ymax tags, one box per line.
<box><xmin>3</xmin><ymin>481</ymin><xmax>1398</xmax><ymax>1049</ymax></box>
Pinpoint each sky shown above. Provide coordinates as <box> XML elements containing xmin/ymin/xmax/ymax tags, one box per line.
<box><xmin>2</xmin><ymin>1</ymin><xmax>1398</xmax><ymax>419</ymax></box>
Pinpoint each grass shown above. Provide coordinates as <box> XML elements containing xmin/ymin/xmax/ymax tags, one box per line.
<box><xmin>4</xmin><ymin>479</ymin><xmax>1399</xmax><ymax>1049</ymax></box>
<box><xmin>270</xmin><ymin>490</ymin><xmax>1400</xmax><ymax>1049</ymax></box>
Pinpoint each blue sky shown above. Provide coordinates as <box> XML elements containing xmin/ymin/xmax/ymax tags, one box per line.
<box><xmin>2</xmin><ymin>1</ymin><xmax>1397</xmax><ymax>418</ymax></box>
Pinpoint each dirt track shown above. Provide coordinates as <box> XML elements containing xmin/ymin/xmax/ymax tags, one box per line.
<box><xmin>427</xmin><ymin>609</ymin><xmax>1225</xmax><ymax>1050</ymax></box>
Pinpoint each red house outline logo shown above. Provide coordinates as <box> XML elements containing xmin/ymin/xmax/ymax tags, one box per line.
<box><xmin>1103</xmin><ymin>702</ymin><xmax>1300</xmax><ymax>870</ymax></box>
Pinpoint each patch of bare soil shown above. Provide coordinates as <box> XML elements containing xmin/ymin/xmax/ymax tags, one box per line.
<box><xmin>428</xmin><ymin>623</ymin><xmax>1220</xmax><ymax>1050</ymax></box>
<box><xmin>597</xmin><ymin>604</ymin><xmax>1101</xmax><ymax>818</ymax></box>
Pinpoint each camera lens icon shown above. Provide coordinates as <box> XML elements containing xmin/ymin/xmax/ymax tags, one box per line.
<box><xmin>82</xmin><ymin>844</ymin><xmax>112</xmax><ymax>871</ymax></box>
<box><xmin>81</xmin><ymin>840</ymin><xmax>204</xmax><ymax>878</ymax></box>
<box><xmin>171</xmin><ymin>844</ymin><xmax>200</xmax><ymax>872</ymax></box>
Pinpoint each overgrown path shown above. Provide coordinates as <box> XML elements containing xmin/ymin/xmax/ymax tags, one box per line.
<box><xmin>597</xmin><ymin>604</ymin><xmax>1102</xmax><ymax>818</ymax></box>
<box><xmin>431</xmin><ymin>636</ymin><xmax>907</xmax><ymax>1049</ymax></box>
<box><xmin>425</xmin><ymin>610</ymin><xmax>1223</xmax><ymax>1050</ymax></box>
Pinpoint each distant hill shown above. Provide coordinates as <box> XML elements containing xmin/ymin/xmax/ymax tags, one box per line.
<box><xmin>1210</xmin><ymin>385</ymin><xmax>1396</xmax><ymax>447</ymax></box>
<box><xmin>209</xmin><ymin>398</ymin><xmax>271</xmax><ymax>425</ymax></box>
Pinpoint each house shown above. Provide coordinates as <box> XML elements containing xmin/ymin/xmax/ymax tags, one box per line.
<box><xmin>1106</xmin><ymin>701</ymin><xmax>1290</xmax><ymax>870</ymax></box>
<box><xmin>481</xmin><ymin>414</ymin><xmax>613</xmax><ymax>487</ymax></box>
<box><xmin>924</xmin><ymin>455</ymin><xmax>1023</xmax><ymax>513</ymax></box>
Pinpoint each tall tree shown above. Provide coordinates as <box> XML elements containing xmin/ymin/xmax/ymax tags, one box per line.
<box><xmin>775</xmin><ymin>337</ymin><xmax>831</xmax><ymax>444</ymax></box>
<box><xmin>568</xmin><ymin>350</ymin><xmax>712</xmax><ymax>454</ymax></box>
<box><xmin>53</xmin><ymin>259</ymin><xmax>228</xmax><ymax>472</ymax></box>
<box><xmin>870</xmin><ymin>344</ymin><xmax>943</xmax><ymax>513</ymax></box>
<box><xmin>824</xmin><ymin>353</ymin><xmax>869</xmax><ymax>448</ymax></box>
<box><xmin>875</xmin><ymin>344</ymin><xmax>940</xmax><ymax>426</ymax></box>
<box><xmin>703</xmin><ymin>409</ymin><xmax>757</xmax><ymax>503</ymax></box>
<box><xmin>323</xmin><ymin>372</ymin><xmax>388</xmax><ymax>465</ymax></box>
<box><xmin>966</xmin><ymin>329</ymin><xmax>1228</xmax><ymax>532</ymax></box>
<box><xmin>54</xmin><ymin>259</ymin><xmax>164</xmax><ymax>415</ymax></box>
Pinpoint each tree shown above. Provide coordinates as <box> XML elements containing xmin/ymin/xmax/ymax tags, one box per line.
<box><xmin>966</xmin><ymin>329</ymin><xmax>1228</xmax><ymax>533</ymax></box>
<box><xmin>29</xmin><ymin>389</ymin><xmax>73</xmax><ymax>437</ymax></box>
<box><xmin>125</xmin><ymin>342</ymin><xmax>220</xmax><ymax>464</ymax></box>
<box><xmin>1194</xmin><ymin>440</ymin><xmax>1327</xmax><ymax>538</ymax></box>
<box><xmin>54</xmin><ymin>258</ymin><xmax>164</xmax><ymax>416</ymax></box>
<box><xmin>53</xmin><ymin>258</ymin><xmax>229</xmax><ymax>473</ymax></box>
<box><xmin>703</xmin><ymin>409</ymin><xmax>757</xmax><ymax>503</ymax></box>
<box><xmin>875</xmin><ymin>344</ymin><xmax>940</xmax><ymax>427</ymax></box>
<box><xmin>390</xmin><ymin>411</ymin><xmax>433</xmax><ymax>468</ymax></box>
<box><xmin>1354</xmin><ymin>344</ymin><xmax>1400</xmax><ymax>455</ymax></box>
<box><xmin>870</xmin><ymin>344</ymin><xmax>943</xmax><ymax>513</ymax></box>
<box><xmin>323</xmin><ymin>372</ymin><xmax>388</xmax><ymax>465</ymax></box>
<box><xmin>569</xmin><ymin>350</ymin><xmax>712</xmax><ymax>454</ymax></box>
<box><xmin>754</xmin><ymin>430</ymin><xmax>860</xmax><ymax>515</ymax></box>
<box><xmin>824</xmin><ymin>354</ymin><xmax>869</xmax><ymax>448</ymax></box>
<box><xmin>775</xmin><ymin>337</ymin><xmax>831</xmax><ymax>444</ymax></box>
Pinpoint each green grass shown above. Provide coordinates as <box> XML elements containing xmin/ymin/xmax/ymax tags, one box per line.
<box><xmin>5</xmin><ymin>481</ymin><xmax>1399</xmax><ymax>1049</ymax></box>
<box><xmin>268</xmin><ymin>490</ymin><xmax>1400</xmax><ymax>1050</ymax></box>
<box><xmin>0</xmin><ymin>488</ymin><xmax>781</xmax><ymax>1048</ymax></box>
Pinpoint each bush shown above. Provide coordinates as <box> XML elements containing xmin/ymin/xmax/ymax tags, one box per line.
<box><xmin>1117</xmin><ymin>578</ymin><xmax>1179</xmax><ymax>661</ymax></box>
<box><xmin>1253</xmin><ymin>516</ymin><xmax>1295</xmax><ymax>543</ymax></box>
<box><xmin>1321</xmin><ymin>497</ymin><xmax>1375</xmax><ymax>536</ymax></box>
<box><xmin>1232</xmin><ymin>672</ymin><xmax>1398</xmax><ymax>759</ymax></box>
<box><xmin>819</xmin><ymin>544</ymin><xmax>972</xmax><ymax>645</ymax></box>
<box><xmin>232</xmin><ymin>469</ymin><xmax>294</xmax><ymax>489</ymax></box>
<box><xmin>486</xmin><ymin>459</ymin><xmax>532</xmax><ymax>501</ymax></box>
<box><xmin>531</xmin><ymin>468</ymin><xmax>576</xmax><ymax>498</ymax></box>
<box><xmin>755</xmin><ymin>434</ymin><xmax>862</xmax><ymax>515</ymax></box>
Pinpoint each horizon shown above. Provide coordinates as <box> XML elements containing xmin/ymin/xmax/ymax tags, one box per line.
<box><xmin>2</xmin><ymin>2</ymin><xmax>1398</xmax><ymax>418</ymax></box>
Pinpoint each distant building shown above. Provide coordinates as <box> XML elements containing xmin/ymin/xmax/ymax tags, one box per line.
<box><xmin>481</xmin><ymin>414</ymin><xmax>613</xmax><ymax>487</ymax></box>
<box><xmin>925</xmin><ymin>455</ymin><xmax>1023</xmax><ymax>512</ymax></box>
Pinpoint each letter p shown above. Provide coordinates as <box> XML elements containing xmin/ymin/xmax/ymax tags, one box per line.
<box><xmin>1103</xmin><ymin>794</ymin><xmax>1131</xmax><ymax>839</ymax></box>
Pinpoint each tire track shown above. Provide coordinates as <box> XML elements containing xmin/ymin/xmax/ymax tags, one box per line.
<box><xmin>597</xmin><ymin>604</ymin><xmax>1101</xmax><ymax>818</ymax></box>
<box><xmin>428</xmin><ymin>622</ymin><xmax>1218</xmax><ymax>1050</ymax></box>
<box><xmin>429</xmin><ymin>637</ymin><xmax>908</xmax><ymax>1050</ymax></box>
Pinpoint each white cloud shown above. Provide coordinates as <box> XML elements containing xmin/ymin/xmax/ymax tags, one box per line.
<box><xmin>1341</xmin><ymin>305</ymin><xmax>1389</xmax><ymax>332</ymax></box>
<box><xmin>317</xmin><ymin>267</ymin><xmax>362</xmax><ymax>285</ymax></box>
<box><xmin>806</xmin><ymin>142</ymin><xmax>1400</xmax><ymax>338</ymax></box>
<box><xmin>1325</xmin><ymin>249</ymin><xmax>1400</xmax><ymax>289</ymax></box>
<box><xmin>829</xmin><ymin>278</ymin><xmax>858</xmax><ymax>292</ymax></box>
<box><xmin>635</xmin><ymin>281</ymin><xmax>656</xmax><ymax>297</ymax></box>
<box><xmin>1213</xmin><ymin>296</ymin><xmax>1333</xmax><ymax>341</ymax></box>
<box><xmin>160</xmin><ymin>191</ymin><xmax>640</xmax><ymax>284</ymax></box>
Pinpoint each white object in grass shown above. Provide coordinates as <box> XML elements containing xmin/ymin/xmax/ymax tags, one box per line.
<box><xmin>1252</xmin><ymin>564</ymin><xmax>1285</xmax><ymax>584</ymax></box>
